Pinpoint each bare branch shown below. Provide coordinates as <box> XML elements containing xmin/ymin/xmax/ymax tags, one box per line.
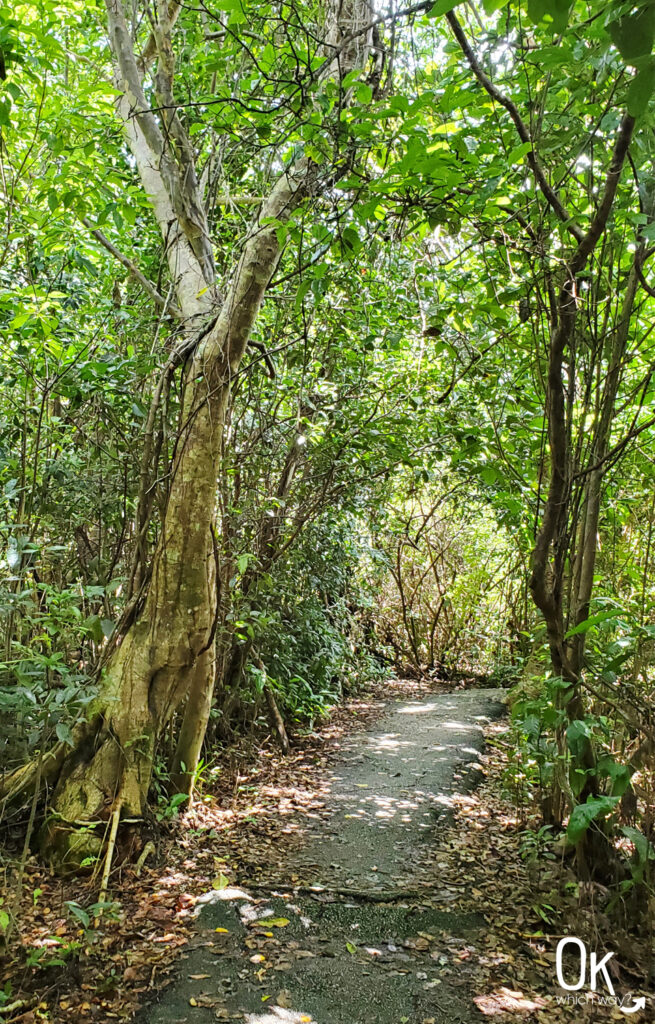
<box><xmin>138</xmin><ymin>0</ymin><xmax>181</xmax><ymax>73</ymax></box>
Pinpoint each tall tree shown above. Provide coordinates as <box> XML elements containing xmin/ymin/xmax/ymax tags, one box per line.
<box><xmin>3</xmin><ymin>0</ymin><xmax>386</xmax><ymax>866</ymax></box>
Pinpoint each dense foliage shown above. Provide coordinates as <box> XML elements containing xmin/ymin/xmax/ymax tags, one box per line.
<box><xmin>1</xmin><ymin>0</ymin><xmax>654</xmax><ymax>945</ymax></box>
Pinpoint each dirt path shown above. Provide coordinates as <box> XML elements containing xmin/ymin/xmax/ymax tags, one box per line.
<box><xmin>140</xmin><ymin>689</ymin><xmax>505</xmax><ymax>1024</ymax></box>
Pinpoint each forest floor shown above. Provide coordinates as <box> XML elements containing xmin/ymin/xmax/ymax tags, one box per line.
<box><xmin>2</xmin><ymin>678</ymin><xmax>650</xmax><ymax>1023</ymax></box>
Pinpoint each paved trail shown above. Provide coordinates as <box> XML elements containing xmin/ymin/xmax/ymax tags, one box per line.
<box><xmin>141</xmin><ymin>689</ymin><xmax>505</xmax><ymax>1024</ymax></box>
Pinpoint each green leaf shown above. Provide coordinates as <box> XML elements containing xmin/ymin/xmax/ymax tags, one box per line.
<box><xmin>84</xmin><ymin>614</ymin><xmax>104</xmax><ymax>644</ymax></box>
<box><xmin>428</xmin><ymin>0</ymin><xmax>458</xmax><ymax>16</ymax></box>
<box><xmin>600</xmin><ymin>758</ymin><xmax>633</xmax><ymax>798</ymax></box>
<box><xmin>627</xmin><ymin>58</ymin><xmax>655</xmax><ymax>117</ymax></box>
<box><xmin>527</xmin><ymin>0</ymin><xmax>571</xmax><ymax>32</ymax></box>
<box><xmin>564</xmin><ymin>609</ymin><xmax>619</xmax><ymax>638</ymax></box>
<box><xmin>65</xmin><ymin>901</ymin><xmax>90</xmax><ymax>929</ymax></box>
<box><xmin>566</xmin><ymin>795</ymin><xmax>619</xmax><ymax>845</ymax></box>
<box><xmin>548</xmin><ymin>0</ymin><xmax>572</xmax><ymax>33</ymax></box>
<box><xmin>480</xmin><ymin>465</ymin><xmax>499</xmax><ymax>485</ymax></box>
<box><xmin>237</xmin><ymin>553</ymin><xmax>251</xmax><ymax>574</ymax></box>
<box><xmin>609</xmin><ymin>7</ymin><xmax>655</xmax><ymax>65</ymax></box>
<box><xmin>621</xmin><ymin>826</ymin><xmax>655</xmax><ymax>862</ymax></box>
<box><xmin>56</xmin><ymin>722</ymin><xmax>75</xmax><ymax>747</ymax></box>
<box><xmin>507</xmin><ymin>141</ymin><xmax>533</xmax><ymax>164</ymax></box>
<box><xmin>565</xmin><ymin>719</ymin><xmax>590</xmax><ymax>758</ymax></box>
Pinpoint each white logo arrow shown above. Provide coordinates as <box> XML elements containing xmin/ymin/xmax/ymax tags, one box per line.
<box><xmin>621</xmin><ymin>995</ymin><xmax>646</xmax><ymax>1014</ymax></box>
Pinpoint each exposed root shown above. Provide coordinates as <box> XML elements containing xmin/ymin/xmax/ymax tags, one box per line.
<box><xmin>0</xmin><ymin>718</ymin><xmax>99</xmax><ymax>810</ymax></box>
<box><xmin>243</xmin><ymin>881</ymin><xmax>437</xmax><ymax>902</ymax></box>
<box><xmin>0</xmin><ymin>742</ymin><xmax>68</xmax><ymax>808</ymax></box>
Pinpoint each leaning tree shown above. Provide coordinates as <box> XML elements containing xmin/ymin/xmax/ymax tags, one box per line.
<box><xmin>2</xmin><ymin>0</ymin><xmax>402</xmax><ymax>868</ymax></box>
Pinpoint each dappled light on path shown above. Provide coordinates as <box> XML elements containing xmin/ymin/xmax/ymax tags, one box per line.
<box><xmin>281</xmin><ymin>691</ymin><xmax>503</xmax><ymax>889</ymax></box>
<box><xmin>474</xmin><ymin>987</ymin><xmax>548</xmax><ymax>1015</ymax></box>
<box><xmin>134</xmin><ymin>689</ymin><xmax>511</xmax><ymax>1024</ymax></box>
<box><xmin>245</xmin><ymin>1009</ymin><xmax>314</xmax><ymax>1023</ymax></box>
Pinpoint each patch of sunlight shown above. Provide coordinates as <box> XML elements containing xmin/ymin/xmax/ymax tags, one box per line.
<box><xmin>433</xmin><ymin>794</ymin><xmax>456</xmax><ymax>809</ymax></box>
<box><xmin>442</xmin><ymin>720</ymin><xmax>481</xmax><ymax>731</ymax></box>
<box><xmin>245</xmin><ymin>1009</ymin><xmax>314</xmax><ymax>1023</ymax></box>
<box><xmin>369</xmin><ymin>733</ymin><xmax>413</xmax><ymax>750</ymax></box>
<box><xmin>396</xmin><ymin>701</ymin><xmax>439</xmax><ymax>714</ymax></box>
<box><xmin>474</xmin><ymin>988</ymin><xmax>547</xmax><ymax>1015</ymax></box>
<box><xmin>342</xmin><ymin>794</ymin><xmax>424</xmax><ymax>821</ymax></box>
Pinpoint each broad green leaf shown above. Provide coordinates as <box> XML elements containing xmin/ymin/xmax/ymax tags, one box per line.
<box><xmin>609</xmin><ymin>7</ymin><xmax>655</xmax><ymax>64</ymax></box>
<box><xmin>565</xmin><ymin>719</ymin><xmax>590</xmax><ymax>758</ymax></box>
<box><xmin>55</xmin><ymin>722</ymin><xmax>75</xmax><ymax>747</ymax></box>
<box><xmin>564</xmin><ymin>609</ymin><xmax>619</xmax><ymax>638</ymax></box>
<box><xmin>507</xmin><ymin>141</ymin><xmax>533</xmax><ymax>164</ymax></box>
<box><xmin>428</xmin><ymin>0</ymin><xmax>459</xmax><ymax>17</ymax></box>
<box><xmin>627</xmin><ymin>58</ymin><xmax>655</xmax><ymax>116</ymax></box>
<box><xmin>567</xmin><ymin>796</ymin><xmax>619</xmax><ymax>845</ymax></box>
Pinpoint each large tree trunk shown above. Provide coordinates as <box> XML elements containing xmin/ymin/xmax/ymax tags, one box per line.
<box><xmin>168</xmin><ymin>649</ymin><xmax>215</xmax><ymax>796</ymax></box>
<box><xmin>29</xmin><ymin>0</ymin><xmax>376</xmax><ymax>868</ymax></box>
<box><xmin>41</xmin><ymin>181</ymin><xmax>300</xmax><ymax>860</ymax></box>
<box><xmin>43</xmin><ymin>371</ymin><xmax>225</xmax><ymax>866</ymax></box>
<box><xmin>171</xmin><ymin>412</ymin><xmax>309</xmax><ymax>787</ymax></box>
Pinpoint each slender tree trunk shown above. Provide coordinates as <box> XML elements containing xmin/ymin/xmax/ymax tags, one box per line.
<box><xmin>569</xmin><ymin>258</ymin><xmax>639</xmax><ymax>679</ymax></box>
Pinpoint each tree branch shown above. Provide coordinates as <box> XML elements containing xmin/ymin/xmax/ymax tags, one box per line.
<box><xmin>571</xmin><ymin>112</ymin><xmax>635</xmax><ymax>271</ymax></box>
<box><xmin>446</xmin><ymin>9</ymin><xmax>584</xmax><ymax>243</ymax></box>
<box><xmin>83</xmin><ymin>217</ymin><xmax>183</xmax><ymax>317</ymax></box>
